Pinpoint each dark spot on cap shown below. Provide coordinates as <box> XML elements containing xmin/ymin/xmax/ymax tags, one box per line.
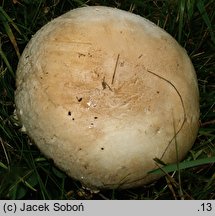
<box><xmin>76</xmin><ymin>97</ymin><xmax>83</xmax><ymax>102</ymax></box>
<box><xmin>68</xmin><ymin>111</ymin><xmax>72</xmax><ymax>116</ymax></box>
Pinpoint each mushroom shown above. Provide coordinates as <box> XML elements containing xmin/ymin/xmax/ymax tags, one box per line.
<box><xmin>15</xmin><ymin>6</ymin><xmax>199</xmax><ymax>190</ymax></box>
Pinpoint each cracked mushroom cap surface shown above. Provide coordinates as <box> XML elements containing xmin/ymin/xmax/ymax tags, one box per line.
<box><xmin>15</xmin><ymin>6</ymin><xmax>199</xmax><ymax>189</ymax></box>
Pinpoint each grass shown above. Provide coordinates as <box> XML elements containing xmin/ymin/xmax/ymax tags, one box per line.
<box><xmin>0</xmin><ymin>0</ymin><xmax>214</xmax><ymax>200</ymax></box>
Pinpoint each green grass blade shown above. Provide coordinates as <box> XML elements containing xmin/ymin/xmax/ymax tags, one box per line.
<box><xmin>0</xmin><ymin>45</ymin><xmax>15</xmax><ymax>78</ymax></box>
<box><xmin>186</xmin><ymin>0</ymin><xmax>195</xmax><ymax>19</ymax></box>
<box><xmin>196</xmin><ymin>0</ymin><xmax>215</xmax><ymax>44</ymax></box>
<box><xmin>0</xmin><ymin>6</ymin><xmax>21</xmax><ymax>34</ymax></box>
<box><xmin>20</xmin><ymin>178</ymin><xmax>37</xmax><ymax>192</ymax></box>
<box><xmin>0</xmin><ymin>162</ymin><xmax>8</xmax><ymax>170</ymax></box>
<box><xmin>0</xmin><ymin>7</ymin><xmax>20</xmax><ymax>58</ymax></box>
<box><xmin>178</xmin><ymin>0</ymin><xmax>186</xmax><ymax>43</ymax></box>
<box><xmin>148</xmin><ymin>157</ymin><xmax>215</xmax><ymax>175</ymax></box>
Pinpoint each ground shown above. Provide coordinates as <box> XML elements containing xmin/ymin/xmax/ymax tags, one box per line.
<box><xmin>0</xmin><ymin>0</ymin><xmax>214</xmax><ymax>199</ymax></box>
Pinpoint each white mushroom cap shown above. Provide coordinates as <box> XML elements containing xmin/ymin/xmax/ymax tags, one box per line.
<box><xmin>15</xmin><ymin>6</ymin><xmax>199</xmax><ymax>189</ymax></box>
